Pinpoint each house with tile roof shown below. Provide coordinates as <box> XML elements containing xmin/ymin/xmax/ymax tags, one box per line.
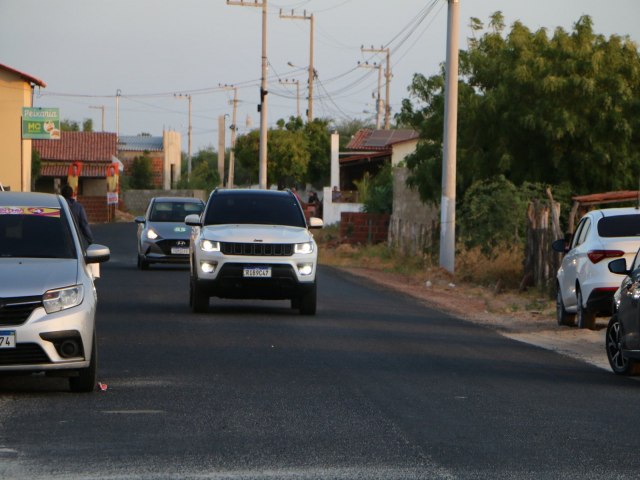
<box><xmin>118</xmin><ymin>131</ymin><xmax>181</xmax><ymax>189</ymax></box>
<box><xmin>0</xmin><ymin>63</ymin><xmax>46</xmax><ymax>192</ymax></box>
<box><xmin>33</xmin><ymin>131</ymin><xmax>118</xmax><ymax>222</ymax></box>
<box><xmin>339</xmin><ymin>129</ymin><xmax>419</xmax><ymax>190</ymax></box>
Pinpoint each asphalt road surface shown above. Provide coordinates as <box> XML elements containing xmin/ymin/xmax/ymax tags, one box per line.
<box><xmin>2</xmin><ymin>222</ymin><xmax>640</xmax><ymax>479</ymax></box>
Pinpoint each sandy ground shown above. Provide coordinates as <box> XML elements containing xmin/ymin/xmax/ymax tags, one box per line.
<box><xmin>343</xmin><ymin>267</ymin><xmax>610</xmax><ymax>372</ymax></box>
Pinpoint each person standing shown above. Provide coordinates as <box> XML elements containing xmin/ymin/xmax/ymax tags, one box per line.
<box><xmin>61</xmin><ymin>184</ymin><xmax>94</xmax><ymax>245</ymax></box>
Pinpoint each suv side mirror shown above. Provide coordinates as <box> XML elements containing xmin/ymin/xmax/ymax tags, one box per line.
<box><xmin>185</xmin><ymin>214</ymin><xmax>202</xmax><ymax>227</ymax></box>
<box><xmin>308</xmin><ymin>217</ymin><xmax>323</xmax><ymax>229</ymax></box>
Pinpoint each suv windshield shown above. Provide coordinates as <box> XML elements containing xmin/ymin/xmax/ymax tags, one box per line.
<box><xmin>0</xmin><ymin>208</ymin><xmax>76</xmax><ymax>259</ymax></box>
<box><xmin>203</xmin><ymin>192</ymin><xmax>305</xmax><ymax>228</ymax></box>
<box><xmin>150</xmin><ymin>201</ymin><xmax>204</xmax><ymax>223</ymax></box>
<box><xmin>598</xmin><ymin>215</ymin><xmax>640</xmax><ymax>238</ymax></box>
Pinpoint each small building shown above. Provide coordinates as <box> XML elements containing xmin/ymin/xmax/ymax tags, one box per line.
<box><xmin>118</xmin><ymin>131</ymin><xmax>181</xmax><ymax>189</ymax></box>
<box><xmin>33</xmin><ymin>131</ymin><xmax>118</xmax><ymax>223</ymax></box>
<box><xmin>0</xmin><ymin>63</ymin><xmax>46</xmax><ymax>192</ymax></box>
<box><xmin>339</xmin><ymin>129</ymin><xmax>419</xmax><ymax>190</ymax></box>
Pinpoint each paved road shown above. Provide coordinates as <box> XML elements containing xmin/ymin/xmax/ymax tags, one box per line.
<box><xmin>1</xmin><ymin>223</ymin><xmax>640</xmax><ymax>479</ymax></box>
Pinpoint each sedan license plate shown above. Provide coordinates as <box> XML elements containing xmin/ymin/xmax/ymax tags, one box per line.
<box><xmin>171</xmin><ymin>247</ymin><xmax>189</xmax><ymax>255</ymax></box>
<box><xmin>243</xmin><ymin>266</ymin><xmax>272</xmax><ymax>278</ymax></box>
<box><xmin>0</xmin><ymin>331</ymin><xmax>16</xmax><ymax>349</ymax></box>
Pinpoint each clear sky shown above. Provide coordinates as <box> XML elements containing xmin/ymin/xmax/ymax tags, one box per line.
<box><xmin>1</xmin><ymin>0</ymin><xmax>638</xmax><ymax>153</ymax></box>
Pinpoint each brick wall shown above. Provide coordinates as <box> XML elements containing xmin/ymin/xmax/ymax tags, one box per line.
<box><xmin>78</xmin><ymin>195</ymin><xmax>109</xmax><ymax>223</ymax></box>
<box><xmin>340</xmin><ymin>212</ymin><xmax>390</xmax><ymax>245</ymax></box>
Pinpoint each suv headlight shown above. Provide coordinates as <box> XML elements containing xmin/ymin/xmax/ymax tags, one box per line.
<box><xmin>294</xmin><ymin>242</ymin><xmax>314</xmax><ymax>254</ymax></box>
<box><xmin>43</xmin><ymin>285</ymin><xmax>84</xmax><ymax>314</ymax></box>
<box><xmin>200</xmin><ymin>239</ymin><xmax>221</xmax><ymax>252</ymax></box>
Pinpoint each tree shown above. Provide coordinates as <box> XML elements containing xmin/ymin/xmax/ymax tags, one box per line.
<box><xmin>177</xmin><ymin>147</ymin><xmax>220</xmax><ymax>191</ymax></box>
<box><xmin>82</xmin><ymin>119</ymin><xmax>93</xmax><ymax>132</ymax></box>
<box><xmin>233</xmin><ymin>121</ymin><xmax>313</xmax><ymax>188</ymax></box>
<box><xmin>60</xmin><ymin>119</ymin><xmax>79</xmax><ymax>132</ymax></box>
<box><xmin>127</xmin><ymin>153</ymin><xmax>154</xmax><ymax>189</ymax></box>
<box><xmin>397</xmin><ymin>13</ymin><xmax>640</xmax><ymax>201</ymax></box>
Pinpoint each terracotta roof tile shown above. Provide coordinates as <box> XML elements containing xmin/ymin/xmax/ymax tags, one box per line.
<box><xmin>33</xmin><ymin>131</ymin><xmax>117</xmax><ymax>163</ymax></box>
<box><xmin>40</xmin><ymin>162</ymin><xmax>112</xmax><ymax>178</ymax></box>
<box><xmin>346</xmin><ymin>129</ymin><xmax>418</xmax><ymax>151</ymax></box>
<box><xmin>0</xmin><ymin>63</ymin><xmax>46</xmax><ymax>87</ymax></box>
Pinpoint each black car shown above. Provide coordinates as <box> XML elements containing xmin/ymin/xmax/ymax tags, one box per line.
<box><xmin>606</xmin><ymin>254</ymin><xmax>640</xmax><ymax>375</ymax></box>
<box><xmin>135</xmin><ymin>196</ymin><xmax>205</xmax><ymax>269</ymax></box>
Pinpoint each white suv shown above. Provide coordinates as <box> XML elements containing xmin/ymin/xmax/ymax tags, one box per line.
<box><xmin>553</xmin><ymin>207</ymin><xmax>640</xmax><ymax>329</ymax></box>
<box><xmin>186</xmin><ymin>189</ymin><xmax>323</xmax><ymax>315</ymax></box>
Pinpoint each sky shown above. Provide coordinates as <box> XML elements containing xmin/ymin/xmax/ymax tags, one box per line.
<box><xmin>1</xmin><ymin>0</ymin><xmax>639</xmax><ymax>154</ymax></box>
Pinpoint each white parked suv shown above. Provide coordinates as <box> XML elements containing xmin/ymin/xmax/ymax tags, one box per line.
<box><xmin>185</xmin><ymin>189</ymin><xmax>323</xmax><ymax>315</ymax></box>
<box><xmin>553</xmin><ymin>207</ymin><xmax>640</xmax><ymax>329</ymax></box>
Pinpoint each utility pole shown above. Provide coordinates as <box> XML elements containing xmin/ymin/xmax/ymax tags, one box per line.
<box><xmin>221</xmin><ymin>84</ymin><xmax>239</xmax><ymax>188</ymax></box>
<box><xmin>361</xmin><ymin>45</ymin><xmax>391</xmax><ymax>129</ymax></box>
<box><xmin>279</xmin><ymin>78</ymin><xmax>300</xmax><ymax>118</ymax></box>
<box><xmin>115</xmin><ymin>89</ymin><xmax>121</xmax><ymax>140</ymax></box>
<box><xmin>174</xmin><ymin>93</ymin><xmax>193</xmax><ymax>180</ymax></box>
<box><xmin>279</xmin><ymin>9</ymin><xmax>314</xmax><ymax>123</ymax></box>
<box><xmin>89</xmin><ymin>105</ymin><xmax>105</xmax><ymax>131</ymax></box>
<box><xmin>440</xmin><ymin>0</ymin><xmax>460</xmax><ymax>273</ymax></box>
<box><xmin>227</xmin><ymin>0</ymin><xmax>268</xmax><ymax>189</ymax></box>
<box><xmin>357</xmin><ymin>61</ymin><xmax>383</xmax><ymax>129</ymax></box>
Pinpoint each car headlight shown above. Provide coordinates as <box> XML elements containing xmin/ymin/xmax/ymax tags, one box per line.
<box><xmin>294</xmin><ymin>242</ymin><xmax>314</xmax><ymax>254</ymax></box>
<box><xmin>147</xmin><ymin>228</ymin><xmax>159</xmax><ymax>240</ymax></box>
<box><xmin>43</xmin><ymin>285</ymin><xmax>84</xmax><ymax>314</ymax></box>
<box><xmin>200</xmin><ymin>239</ymin><xmax>220</xmax><ymax>252</ymax></box>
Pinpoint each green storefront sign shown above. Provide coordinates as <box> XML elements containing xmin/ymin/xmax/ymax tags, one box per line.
<box><xmin>22</xmin><ymin>107</ymin><xmax>60</xmax><ymax>140</ymax></box>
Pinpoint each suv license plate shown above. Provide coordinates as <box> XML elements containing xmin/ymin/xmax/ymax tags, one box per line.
<box><xmin>171</xmin><ymin>247</ymin><xmax>189</xmax><ymax>255</ymax></box>
<box><xmin>243</xmin><ymin>267</ymin><xmax>272</xmax><ymax>278</ymax></box>
<box><xmin>0</xmin><ymin>331</ymin><xmax>16</xmax><ymax>349</ymax></box>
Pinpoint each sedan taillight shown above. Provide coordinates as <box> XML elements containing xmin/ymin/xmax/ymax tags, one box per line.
<box><xmin>587</xmin><ymin>250</ymin><xmax>624</xmax><ymax>264</ymax></box>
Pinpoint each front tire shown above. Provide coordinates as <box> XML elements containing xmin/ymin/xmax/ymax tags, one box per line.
<box><xmin>299</xmin><ymin>282</ymin><xmax>317</xmax><ymax>315</ymax></box>
<box><xmin>190</xmin><ymin>277</ymin><xmax>209</xmax><ymax>313</ymax></box>
<box><xmin>69</xmin><ymin>332</ymin><xmax>97</xmax><ymax>393</ymax></box>
<box><xmin>606</xmin><ymin>315</ymin><xmax>640</xmax><ymax>375</ymax></box>
<box><xmin>576</xmin><ymin>288</ymin><xmax>596</xmax><ymax>330</ymax></box>
<box><xmin>556</xmin><ymin>284</ymin><xmax>575</xmax><ymax>326</ymax></box>
<box><xmin>137</xmin><ymin>254</ymin><xmax>149</xmax><ymax>270</ymax></box>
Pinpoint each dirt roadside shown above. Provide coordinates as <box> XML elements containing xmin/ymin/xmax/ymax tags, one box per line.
<box><xmin>340</xmin><ymin>266</ymin><xmax>610</xmax><ymax>372</ymax></box>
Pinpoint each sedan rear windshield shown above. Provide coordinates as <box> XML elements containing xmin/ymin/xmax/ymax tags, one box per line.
<box><xmin>150</xmin><ymin>201</ymin><xmax>204</xmax><ymax>223</ymax></box>
<box><xmin>0</xmin><ymin>209</ymin><xmax>76</xmax><ymax>259</ymax></box>
<box><xmin>598</xmin><ymin>215</ymin><xmax>640</xmax><ymax>237</ymax></box>
<box><xmin>204</xmin><ymin>193</ymin><xmax>305</xmax><ymax>228</ymax></box>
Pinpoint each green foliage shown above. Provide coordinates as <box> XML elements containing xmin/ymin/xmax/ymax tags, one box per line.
<box><xmin>232</xmin><ymin>118</ymin><xmax>330</xmax><ymax>188</ymax></box>
<box><xmin>60</xmin><ymin>119</ymin><xmax>79</xmax><ymax>132</ymax></box>
<box><xmin>397</xmin><ymin>13</ymin><xmax>640</xmax><ymax>202</ymax></box>
<box><xmin>127</xmin><ymin>154</ymin><xmax>154</xmax><ymax>189</ymax></box>
<box><xmin>177</xmin><ymin>147</ymin><xmax>220</xmax><ymax>192</ymax></box>
<box><xmin>82</xmin><ymin>119</ymin><xmax>93</xmax><ymax>132</ymax></box>
<box><xmin>458</xmin><ymin>176</ymin><xmax>524</xmax><ymax>253</ymax></box>
<box><xmin>356</xmin><ymin>163</ymin><xmax>393</xmax><ymax>214</ymax></box>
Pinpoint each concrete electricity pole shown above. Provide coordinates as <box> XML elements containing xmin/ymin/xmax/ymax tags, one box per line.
<box><xmin>357</xmin><ymin>61</ymin><xmax>383</xmax><ymax>129</ymax></box>
<box><xmin>279</xmin><ymin>9</ymin><xmax>314</xmax><ymax>123</ymax></box>
<box><xmin>89</xmin><ymin>105</ymin><xmax>106</xmax><ymax>132</ymax></box>
<box><xmin>221</xmin><ymin>85</ymin><xmax>239</xmax><ymax>188</ymax></box>
<box><xmin>361</xmin><ymin>46</ymin><xmax>391</xmax><ymax>129</ymax></box>
<box><xmin>115</xmin><ymin>89</ymin><xmax>121</xmax><ymax>140</ymax></box>
<box><xmin>174</xmin><ymin>93</ymin><xmax>193</xmax><ymax>180</ymax></box>
<box><xmin>440</xmin><ymin>0</ymin><xmax>460</xmax><ymax>273</ymax></box>
<box><xmin>279</xmin><ymin>78</ymin><xmax>300</xmax><ymax>118</ymax></box>
<box><xmin>227</xmin><ymin>0</ymin><xmax>268</xmax><ymax>189</ymax></box>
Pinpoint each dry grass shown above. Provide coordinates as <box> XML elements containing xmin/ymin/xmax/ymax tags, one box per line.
<box><xmin>315</xmin><ymin>225</ymin><xmax>555</xmax><ymax>318</ymax></box>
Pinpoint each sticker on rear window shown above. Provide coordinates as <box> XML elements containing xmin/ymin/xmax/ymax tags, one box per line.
<box><xmin>0</xmin><ymin>207</ymin><xmax>61</xmax><ymax>217</ymax></box>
